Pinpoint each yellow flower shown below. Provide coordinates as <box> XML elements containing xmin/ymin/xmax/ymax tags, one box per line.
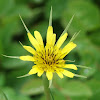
<box><xmin>3</xmin><ymin>8</ymin><xmax>88</xmax><ymax>80</ymax></box>
<box><xmin>19</xmin><ymin>25</ymin><xmax>78</xmax><ymax>80</ymax></box>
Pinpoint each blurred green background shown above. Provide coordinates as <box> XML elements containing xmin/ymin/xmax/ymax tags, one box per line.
<box><xmin>0</xmin><ymin>0</ymin><xmax>100</xmax><ymax>100</ymax></box>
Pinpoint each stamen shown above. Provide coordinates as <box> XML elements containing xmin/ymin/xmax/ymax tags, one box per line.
<box><xmin>2</xmin><ymin>54</ymin><xmax>19</xmax><ymax>59</ymax></box>
<box><xmin>74</xmin><ymin>74</ymin><xmax>87</xmax><ymax>78</ymax></box>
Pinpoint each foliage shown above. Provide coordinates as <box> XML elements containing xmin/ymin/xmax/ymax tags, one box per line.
<box><xmin>0</xmin><ymin>0</ymin><xmax>100</xmax><ymax>100</ymax></box>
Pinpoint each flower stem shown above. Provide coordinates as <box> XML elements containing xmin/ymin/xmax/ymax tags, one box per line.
<box><xmin>42</xmin><ymin>73</ymin><xmax>51</xmax><ymax>100</ymax></box>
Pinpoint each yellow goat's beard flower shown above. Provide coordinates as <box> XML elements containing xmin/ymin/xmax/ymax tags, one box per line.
<box><xmin>3</xmin><ymin>8</ymin><xmax>88</xmax><ymax>80</ymax></box>
<box><xmin>19</xmin><ymin>26</ymin><xmax>77</xmax><ymax>80</ymax></box>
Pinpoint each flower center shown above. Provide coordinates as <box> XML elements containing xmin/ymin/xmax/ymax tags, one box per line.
<box><xmin>34</xmin><ymin>45</ymin><xmax>65</xmax><ymax>71</ymax></box>
<box><xmin>47</xmin><ymin>56</ymin><xmax>53</xmax><ymax>63</ymax></box>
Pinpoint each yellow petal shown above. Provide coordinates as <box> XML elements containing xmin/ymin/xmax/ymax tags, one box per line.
<box><xmin>23</xmin><ymin>46</ymin><xmax>36</xmax><ymax>55</ymax></box>
<box><xmin>20</xmin><ymin>55</ymin><xmax>35</xmax><ymax>61</ymax></box>
<box><xmin>34</xmin><ymin>31</ymin><xmax>44</xmax><ymax>46</ymax></box>
<box><xmin>27</xmin><ymin>33</ymin><xmax>40</xmax><ymax>50</ymax></box>
<box><xmin>56</xmin><ymin>33</ymin><xmax>68</xmax><ymax>48</ymax></box>
<box><xmin>56</xmin><ymin>71</ymin><xmax>64</xmax><ymax>78</ymax></box>
<box><xmin>46</xmin><ymin>71</ymin><xmax>53</xmax><ymax>80</ymax></box>
<box><xmin>28</xmin><ymin>67</ymin><xmax>38</xmax><ymax>75</ymax></box>
<box><xmin>46</xmin><ymin>26</ymin><xmax>53</xmax><ymax>44</ymax></box>
<box><xmin>64</xmin><ymin>64</ymin><xmax>77</xmax><ymax>70</ymax></box>
<box><xmin>61</xmin><ymin>42</ymin><xmax>77</xmax><ymax>56</ymax></box>
<box><xmin>52</xmin><ymin>34</ymin><xmax>56</xmax><ymax>46</ymax></box>
<box><xmin>37</xmin><ymin>70</ymin><xmax>44</xmax><ymax>77</ymax></box>
<box><xmin>62</xmin><ymin>69</ymin><xmax>74</xmax><ymax>78</ymax></box>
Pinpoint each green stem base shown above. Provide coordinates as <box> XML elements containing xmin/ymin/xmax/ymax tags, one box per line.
<box><xmin>42</xmin><ymin>73</ymin><xmax>52</xmax><ymax>100</ymax></box>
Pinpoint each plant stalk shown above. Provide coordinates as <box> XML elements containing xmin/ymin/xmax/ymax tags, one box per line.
<box><xmin>42</xmin><ymin>73</ymin><xmax>51</xmax><ymax>100</ymax></box>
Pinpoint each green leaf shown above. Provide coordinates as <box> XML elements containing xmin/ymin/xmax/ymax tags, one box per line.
<box><xmin>61</xmin><ymin>0</ymin><xmax>100</xmax><ymax>42</ymax></box>
<box><xmin>2</xmin><ymin>7</ymin><xmax>42</xmax><ymax>25</ymax></box>
<box><xmin>15</xmin><ymin>0</ymin><xmax>30</xmax><ymax>4</ymax></box>
<box><xmin>86</xmin><ymin>80</ymin><xmax>100</xmax><ymax>100</ymax></box>
<box><xmin>0</xmin><ymin>0</ymin><xmax>14</xmax><ymax>16</ymax></box>
<box><xmin>70</xmin><ymin>96</ymin><xmax>88</xmax><ymax>100</ymax></box>
<box><xmin>88</xmin><ymin>30</ymin><xmax>100</xmax><ymax>46</ymax></box>
<box><xmin>62</xmin><ymin>0</ymin><xmax>100</xmax><ymax>31</ymax></box>
<box><xmin>1</xmin><ymin>87</ymin><xmax>32</xmax><ymax>100</ymax></box>
<box><xmin>6</xmin><ymin>67</ymin><xmax>33</xmax><ymax>90</ymax></box>
<box><xmin>0</xmin><ymin>90</ymin><xmax>8</xmax><ymax>100</ymax></box>
<box><xmin>20</xmin><ymin>79</ymin><xmax>44</xmax><ymax>95</ymax></box>
<box><xmin>17</xmin><ymin>95</ymin><xmax>31</xmax><ymax>100</ymax></box>
<box><xmin>75</xmin><ymin>39</ymin><xmax>99</xmax><ymax>77</ymax></box>
<box><xmin>94</xmin><ymin>70</ymin><xmax>100</xmax><ymax>80</ymax></box>
<box><xmin>10</xmin><ymin>5</ymin><xmax>33</xmax><ymax>18</ymax></box>
<box><xmin>61</xmin><ymin>81</ymin><xmax>92</xmax><ymax>97</ymax></box>
<box><xmin>0</xmin><ymin>72</ymin><xmax>5</xmax><ymax>86</ymax></box>
<box><xmin>2</xmin><ymin>87</ymin><xmax>17</xmax><ymax>100</ymax></box>
<box><xmin>30</xmin><ymin>0</ymin><xmax>44</xmax><ymax>4</ymax></box>
<box><xmin>0</xmin><ymin>39</ymin><xmax>3</xmax><ymax>57</ymax></box>
<box><xmin>53</xmin><ymin>89</ymin><xmax>66</xmax><ymax>100</ymax></box>
<box><xmin>0</xmin><ymin>8</ymin><xmax>42</xmax><ymax>46</ymax></box>
<box><xmin>87</xmin><ymin>80</ymin><xmax>100</xmax><ymax>94</ymax></box>
<box><xmin>0</xmin><ymin>20</ymin><xmax>22</xmax><ymax>47</ymax></box>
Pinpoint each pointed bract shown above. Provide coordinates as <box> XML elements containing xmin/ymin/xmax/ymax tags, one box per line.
<box><xmin>19</xmin><ymin>14</ymin><xmax>30</xmax><ymax>33</ymax></box>
<box><xmin>49</xmin><ymin>6</ymin><xmax>52</xmax><ymax>26</ymax></box>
